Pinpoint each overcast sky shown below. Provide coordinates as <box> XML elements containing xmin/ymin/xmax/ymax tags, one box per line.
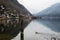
<box><xmin>17</xmin><ymin>0</ymin><xmax>60</xmax><ymax>14</ymax></box>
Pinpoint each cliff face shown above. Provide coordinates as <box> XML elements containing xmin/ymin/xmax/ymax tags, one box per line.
<box><xmin>0</xmin><ymin>0</ymin><xmax>32</xmax><ymax>39</ymax></box>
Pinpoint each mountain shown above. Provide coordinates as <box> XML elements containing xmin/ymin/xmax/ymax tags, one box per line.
<box><xmin>35</xmin><ymin>3</ymin><xmax>60</xmax><ymax>32</ymax></box>
<box><xmin>36</xmin><ymin>3</ymin><xmax>60</xmax><ymax>17</ymax></box>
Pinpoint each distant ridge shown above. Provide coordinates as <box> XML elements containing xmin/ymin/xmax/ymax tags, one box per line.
<box><xmin>36</xmin><ymin>3</ymin><xmax>60</xmax><ymax>17</ymax></box>
<box><xmin>35</xmin><ymin>3</ymin><xmax>60</xmax><ymax>32</ymax></box>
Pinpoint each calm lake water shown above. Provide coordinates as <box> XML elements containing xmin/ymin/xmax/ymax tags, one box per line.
<box><xmin>13</xmin><ymin>20</ymin><xmax>60</xmax><ymax>40</ymax></box>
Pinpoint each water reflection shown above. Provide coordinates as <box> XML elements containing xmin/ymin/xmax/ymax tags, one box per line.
<box><xmin>0</xmin><ymin>19</ymin><xmax>20</xmax><ymax>37</ymax></box>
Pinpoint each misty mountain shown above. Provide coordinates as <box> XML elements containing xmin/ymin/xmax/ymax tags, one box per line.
<box><xmin>35</xmin><ymin>3</ymin><xmax>60</xmax><ymax>32</ymax></box>
<box><xmin>35</xmin><ymin>3</ymin><xmax>60</xmax><ymax>17</ymax></box>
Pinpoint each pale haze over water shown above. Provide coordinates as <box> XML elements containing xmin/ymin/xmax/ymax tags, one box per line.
<box><xmin>12</xmin><ymin>0</ymin><xmax>60</xmax><ymax>40</ymax></box>
<box><xmin>12</xmin><ymin>20</ymin><xmax>60</xmax><ymax>40</ymax></box>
